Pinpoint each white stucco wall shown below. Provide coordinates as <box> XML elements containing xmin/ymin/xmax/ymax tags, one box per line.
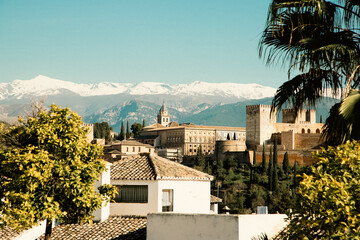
<box><xmin>93</xmin><ymin>162</ymin><xmax>111</xmax><ymax>222</ymax></box>
<box><xmin>238</xmin><ymin>214</ymin><xmax>288</xmax><ymax>239</ymax></box>
<box><xmin>14</xmin><ymin>220</ymin><xmax>47</xmax><ymax>240</ymax></box>
<box><xmin>147</xmin><ymin>213</ymin><xmax>288</xmax><ymax>240</ymax></box>
<box><xmin>110</xmin><ymin>180</ymin><xmax>158</xmax><ymax>216</ymax></box>
<box><xmin>147</xmin><ymin>213</ymin><xmax>239</xmax><ymax>240</ymax></box>
<box><xmin>110</xmin><ymin>179</ymin><xmax>211</xmax><ymax>216</ymax></box>
<box><xmin>157</xmin><ymin>180</ymin><xmax>211</xmax><ymax>214</ymax></box>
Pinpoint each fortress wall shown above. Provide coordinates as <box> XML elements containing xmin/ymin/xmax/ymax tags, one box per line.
<box><xmin>254</xmin><ymin>149</ymin><xmax>316</xmax><ymax>166</ymax></box>
<box><xmin>294</xmin><ymin>133</ymin><xmax>322</xmax><ymax>149</ymax></box>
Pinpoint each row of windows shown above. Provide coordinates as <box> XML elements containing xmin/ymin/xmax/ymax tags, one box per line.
<box><xmin>301</xmin><ymin>129</ymin><xmax>320</xmax><ymax>134</ymax></box>
<box><xmin>125</xmin><ymin>147</ymin><xmax>151</xmax><ymax>153</ymax></box>
<box><xmin>186</xmin><ymin>131</ymin><xmax>214</xmax><ymax>136</ymax></box>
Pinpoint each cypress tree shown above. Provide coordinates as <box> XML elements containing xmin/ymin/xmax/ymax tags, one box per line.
<box><xmin>253</xmin><ymin>150</ymin><xmax>256</xmax><ymax>165</ymax></box>
<box><xmin>273</xmin><ymin>141</ymin><xmax>278</xmax><ymax>191</ymax></box>
<box><xmin>196</xmin><ymin>145</ymin><xmax>205</xmax><ymax>170</ymax></box>
<box><xmin>283</xmin><ymin>152</ymin><xmax>289</xmax><ymax>175</ymax></box>
<box><xmin>268</xmin><ymin>146</ymin><xmax>273</xmax><ymax>191</ymax></box>
<box><xmin>126</xmin><ymin>120</ymin><xmax>130</xmax><ymax>139</ymax></box>
<box><xmin>142</xmin><ymin>119</ymin><xmax>146</xmax><ymax>128</ymax></box>
<box><xmin>119</xmin><ymin>121</ymin><xmax>125</xmax><ymax>141</ymax></box>
<box><xmin>261</xmin><ymin>143</ymin><xmax>267</xmax><ymax>173</ymax></box>
<box><xmin>293</xmin><ymin>161</ymin><xmax>298</xmax><ymax>187</ymax></box>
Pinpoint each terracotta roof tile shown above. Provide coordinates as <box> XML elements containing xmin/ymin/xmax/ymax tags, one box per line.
<box><xmin>37</xmin><ymin>216</ymin><xmax>146</xmax><ymax>240</ymax></box>
<box><xmin>0</xmin><ymin>226</ymin><xmax>21</xmax><ymax>240</ymax></box>
<box><xmin>110</xmin><ymin>154</ymin><xmax>213</xmax><ymax>181</ymax></box>
<box><xmin>210</xmin><ymin>195</ymin><xmax>223</xmax><ymax>203</ymax></box>
<box><xmin>111</xmin><ymin>156</ymin><xmax>156</xmax><ymax>180</ymax></box>
<box><xmin>150</xmin><ymin>155</ymin><xmax>213</xmax><ymax>181</ymax></box>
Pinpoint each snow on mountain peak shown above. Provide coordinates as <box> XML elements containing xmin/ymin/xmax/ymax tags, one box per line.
<box><xmin>0</xmin><ymin>75</ymin><xmax>277</xmax><ymax>100</ymax></box>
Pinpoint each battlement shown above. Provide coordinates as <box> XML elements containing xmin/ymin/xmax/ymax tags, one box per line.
<box><xmin>246</xmin><ymin>104</ymin><xmax>273</xmax><ymax>111</ymax></box>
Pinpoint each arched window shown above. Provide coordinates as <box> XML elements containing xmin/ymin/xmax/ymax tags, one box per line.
<box><xmin>316</xmin><ymin>129</ymin><xmax>320</xmax><ymax>134</ymax></box>
<box><xmin>307</xmin><ymin>129</ymin><xmax>311</xmax><ymax>133</ymax></box>
<box><xmin>302</xmin><ymin>129</ymin><xmax>305</xmax><ymax>134</ymax></box>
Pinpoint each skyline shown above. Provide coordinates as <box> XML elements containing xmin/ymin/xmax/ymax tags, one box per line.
<box><xmin>0</xmin><ymin>0</ymin><xmax>287</xmax><ymax>87</ymax></box>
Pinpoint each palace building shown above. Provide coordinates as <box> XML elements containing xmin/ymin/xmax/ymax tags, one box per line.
<box><xmin>138</xmin><ymin>104</ymin><xmax>246</xmax><ymax>156</ymax></box>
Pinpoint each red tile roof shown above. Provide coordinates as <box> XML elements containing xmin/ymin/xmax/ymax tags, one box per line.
<box><xmin>37</xmin><ymin>216</ymin><xmax>146</xmax><ymax>240</ymax></box>
<box><xmin>110</xmin><ymin>154</ymin><xmax>213</xmax><ymax>181</ymax></box>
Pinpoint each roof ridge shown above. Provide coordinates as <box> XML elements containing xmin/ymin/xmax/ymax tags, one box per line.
<box><xmin>147</xmin><ymin>154</ymin><xmax>159</xmax><ymax>179</ymax></box>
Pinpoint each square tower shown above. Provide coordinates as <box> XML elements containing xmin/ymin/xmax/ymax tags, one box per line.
<box><xmin>246</xmin><ymin>105</ymin><xmax>276</xmax><ymax>149</ymax></box>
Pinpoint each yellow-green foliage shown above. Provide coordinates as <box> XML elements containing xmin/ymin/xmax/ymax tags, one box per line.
<box><xmin>281</xmin><ymin>140</ymin><xmax>360</xmax><ymax>239</ymax></box>
<box><xmin>0</xmin><ymin>104</ymin><xmax>116</xmax><ymax>231</ymax></box>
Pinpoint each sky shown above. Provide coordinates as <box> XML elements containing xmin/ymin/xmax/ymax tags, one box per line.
<box><xmin>0</xmin><ymin>0</ymin><xmax>288</xmax><ymax>87</ymax></box>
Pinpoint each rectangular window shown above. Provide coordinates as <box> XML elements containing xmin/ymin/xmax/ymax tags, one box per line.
<box><xmin>115</xmin><ymin>185</ymin><xmax>148</xmax><ymax>203</ymax></box>
<box><xmin>162</xmin><ymin>189</ymin><xmax>173</xmax><ymax>212</ymax></box>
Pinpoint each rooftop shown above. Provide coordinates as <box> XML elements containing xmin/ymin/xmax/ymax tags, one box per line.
<box><xmin>111</xmin><ymin>154</ymin><xmax>213</xmax><ymax>181</ymax></box>
<box><xmin>38</xmin><ymin>216</ymin><xmax>146</xmax><ymax>240</ymax></box>
<box><xmin>142</xmin><ymin>124</ymin><xmax>245</xmax><ymax>132</ymax></box>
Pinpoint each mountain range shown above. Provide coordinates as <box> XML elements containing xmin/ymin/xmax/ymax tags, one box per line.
<box><xmin>0</xmin><ymin>75</ymin><xmax>337</xmax><ymax>131</ymax></box>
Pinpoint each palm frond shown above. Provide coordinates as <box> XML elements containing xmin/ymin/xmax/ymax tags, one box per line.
<box><xmin>272</xmin><ymin>69</ymin><xmax>341</xmax><ymax>114</ymax></box>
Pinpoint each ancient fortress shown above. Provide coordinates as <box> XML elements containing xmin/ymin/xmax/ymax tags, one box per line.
<box><xmin>246</xmin><ymin>105</ymin><xmax>324</xmax><ymax>165</ymax></box>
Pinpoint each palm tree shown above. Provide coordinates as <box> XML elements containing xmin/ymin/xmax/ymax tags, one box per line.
<box><xmin>259</xmin><ymin>0</ymin><xmax>360</xmax><ymax>145</ymax></box>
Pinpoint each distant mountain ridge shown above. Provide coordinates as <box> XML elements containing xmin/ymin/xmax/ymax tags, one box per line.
<box><xmin>0</xmin><ymin>75</ymin><xmax>276</xmax><ymax>100</ymax></box>
<box><xmin>0</xmin><ymin>75</ymin><xmax>337</xmax><ymax>131</ymax></box>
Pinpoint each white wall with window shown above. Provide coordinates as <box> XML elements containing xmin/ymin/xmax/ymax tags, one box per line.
<box><xmin>110</xmin><ymin>180</ymin><xmax>211</xmax><ymax>216</ymax></box>
<box><xmin>110</xmin><ymin>180</ymin><xmax>159</xmax><ymax>216</ymax></box>
<box><xmin>157</xmin><ymin>181</ymin><xmax>211</xmax><ymax>214</ymax></box>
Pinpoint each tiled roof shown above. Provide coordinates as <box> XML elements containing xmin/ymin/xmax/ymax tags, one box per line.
<box><xmin>151</xmin><ymin>155</ymin><xmax>213</xmax><ymax>181</ymax></box>
<box><xmin>106</xmin><ymin>140</ymin><xmax>154</xmax><ymax>148</ymax></box>
<box><xmin>0</xmin><ymin>226</ymin><xmax>21</xmax><ymax>240</ymax></box>
<box><xmin>210</xmin><ymin>195</ymin><xmax>223</xmax><ymax>203</ymax></box>
<box><xmin>111</xmin><ymin>156</ymin><xmax>156</xmax><ymax>180</ymax></box>
<box><xmin>143</xmin><ymin>124</ymin><xmax>245</xmax><ymax>132</ymax></box>
<box><xmin>37</xmin><ymin>216</ymin><xmax>146</xmax><ymax>240</ymax></box>
<box><xmin>110</xmin><ymin>154</ymin><xmax>213</xmax><ymax>181</ymax></box>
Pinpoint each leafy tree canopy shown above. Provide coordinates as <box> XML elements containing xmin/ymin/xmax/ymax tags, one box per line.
<box><xmin>0</xmin><ymin>104</ymin><xmax>116</xmax><ymax>238</ymax></box>
<box><xmin>131</xmin><ymin>122</ymin><xmax>143</xmax><ymax>137</ymax></box>
<box><xmin>281</xmin><ymin>140</ymin><xmax>360</xmax><ymax>239</ymax></box>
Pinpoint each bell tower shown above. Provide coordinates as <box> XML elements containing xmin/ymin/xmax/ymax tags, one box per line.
<box><xmin>157</xmin><ymin>103</ymin><xmax>170</xmax><ymax>127</ymax></box>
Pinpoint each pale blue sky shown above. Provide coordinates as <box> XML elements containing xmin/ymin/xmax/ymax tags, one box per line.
<box><xmin>0</xmin><ymin>0</ymin><xmax>287</xmax><ymax>87</ymax></box>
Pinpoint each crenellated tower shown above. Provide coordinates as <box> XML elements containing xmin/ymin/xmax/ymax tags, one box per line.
<box><xmin>246</xmin><ymin>105</ymin><xmax>276</xmax><ymax>149</ymax></box>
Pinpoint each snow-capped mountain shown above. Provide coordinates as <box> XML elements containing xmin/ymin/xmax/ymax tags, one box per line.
<box><xmin>0</xmin><ymin>75</ymin><xmax>276</xmax><ymax>100</ymax></box>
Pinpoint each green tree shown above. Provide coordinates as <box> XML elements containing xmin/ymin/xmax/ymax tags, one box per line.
<box><xmin>253</xmin><ymin>150</ymin><xmax>256</xmax><ymax>165</ymax></box>
<box><xmin>280</xmin><ymin>141</ymin><xmax>360</xmax><ymax>239</ymax></box>
<box><xmin>283</xmin><ymin>152</ymin><xmax>289</xmax><ymax>175</ymax></box>
<box><xmin>119</xmin><ymin>121</ymin><xmax>125</xmax><ymax>141</ymax></box>
<box><xmin>0</xmin><ymin>105</ymin><xmax>116</xmax><ymax>240</ymax></box>
<box><xmin>259</xmin><ymin>0</ymin><xmax>360</xmax><ymax>145</ymax></box>
<box><xmin>224</xmin><ymin>155</ymin><xmax>237</xmax><ymax>171</ymax></box>
<box><xmin>261</xmin><ymin>143</ymin><xmax>267</xmax><ymax>173</ymax></box>
<box><xmin>268</xmin><ymin>146</ymin><xmax>273</xmax><ymax>191</ymax></box>
<box><xmin>272</xmin><ymin>141</ymin><xmax>278</xmax><ymax>191</ymax></box>
<box><xmin>126</xmin><ymin>120</ymin><xmax>130</xmax><ymax>139</ymax></box>
<box><xmin>142</xmin><ymin>119</ymin><xmax>146</xmax><ymax>128</ymax></box>
<box><xmin>93</xmin><ymin>122</ymin><xmax>112</xmax><ymax>144</ymax></box>
<box><xmin>131</xmin><ymin>122</ymin><xmax>143</xmax><ymax>138</ymax></box>
<box><xmin>195</xmin><ymin>145</ymin><xmax>205</xmax><ymax>170</ymax></box>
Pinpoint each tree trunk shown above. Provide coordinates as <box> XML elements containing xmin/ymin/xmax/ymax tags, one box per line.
<box><xmin>45</xmin><ymin>218</ymin><xmax>52</xmax><ymax>240</ymax></box>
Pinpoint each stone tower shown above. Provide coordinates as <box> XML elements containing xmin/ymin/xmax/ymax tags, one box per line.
<box><xmin>246</xmin><ymin>105</ymin><xmax>276</xmax><ymax>149</ymax></box>
<box><xmin>157</xmin><ymin>103</ymin><xmax>170</xmax><ymax>127</ymax></box>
